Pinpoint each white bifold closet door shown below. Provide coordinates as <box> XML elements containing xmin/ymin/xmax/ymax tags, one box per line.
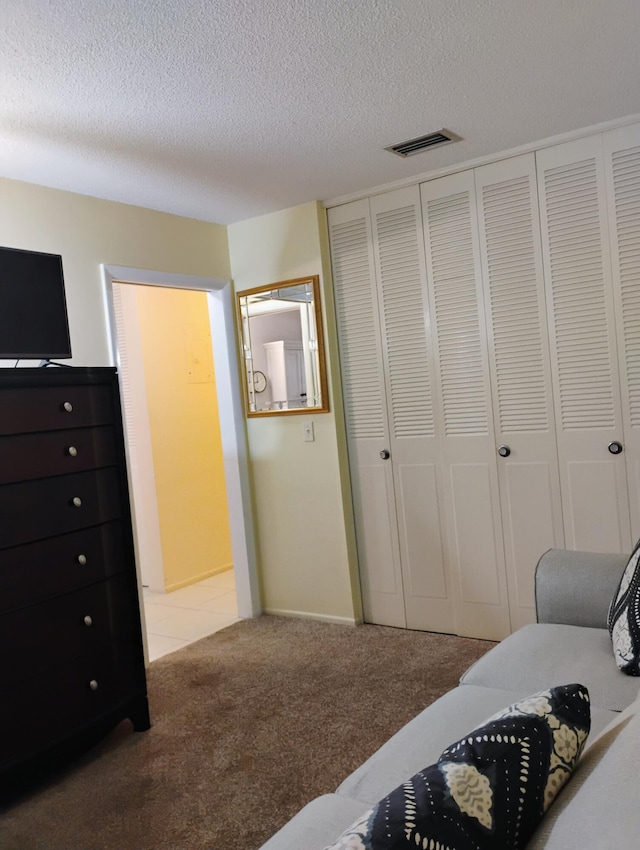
<box><xmin>537</xmin><ymin>135</ymin><xmax>632</xmax><ymax>554</ymax></box>
<box><xmin>369</xmin><ymin>188</ymin><xmax>452</xmax><ymax>633</ymax></box>
<box><xmin>603</xmin><ymin>124</ymin><xmax>640</xmax><ymax>545</ymax></box>
<box><xmin>421</xmin><ymin>157</ymin><xmax>563</xmax><ymax>637</ymax></box>
<box><xmin>328</xmin><ymin>199</ymin><xmax>405</xmax><ymax>628</ymax></box>
<box><xmin>421</xmin><ymin>171</ymin><xmax>512</xmax><ymax>639</ymax></box>
<box><xmin>473</xmin><ymin>154</ymin><xmax>565</xmax><ymax>632</ymax></box>
<box><xmin>328</xmin><ymin>187</ymin><xmax>454</xmax><ymax>633</ymax></box>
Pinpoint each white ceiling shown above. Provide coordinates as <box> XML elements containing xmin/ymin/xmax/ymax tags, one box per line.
<box><xmin>2</xmin><ymin>0</ymin><xmax>639</xmax><ymax>225</ymax></box>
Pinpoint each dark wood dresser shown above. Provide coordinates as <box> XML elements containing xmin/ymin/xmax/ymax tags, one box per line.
<box><xmin>0</xmin><ymin>366</ymin><xmax>149</xmax><ymax>788</ymax></box>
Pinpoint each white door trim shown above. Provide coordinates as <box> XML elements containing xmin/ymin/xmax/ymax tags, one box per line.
<box><xmin>111</xmin><ymin>281</ymin><xmax>166</xmax><ymax>593</ymax></box>
<box><xmin>101</xmin><ymin>264</ymin><xmax>261</xmax><ymax>622</ymax></box>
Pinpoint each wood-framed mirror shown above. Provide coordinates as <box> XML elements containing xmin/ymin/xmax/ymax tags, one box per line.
<box><xmin>237</xmin><ymin>275</ymin><xmax>330</xmax><ymax>417</ymax></box>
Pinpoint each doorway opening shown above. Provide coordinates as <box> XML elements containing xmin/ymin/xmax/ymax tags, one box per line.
<box><xmin>101</xmin><ymin>264</ymin><xmax>260</xmax><ymax>661</ymax></box>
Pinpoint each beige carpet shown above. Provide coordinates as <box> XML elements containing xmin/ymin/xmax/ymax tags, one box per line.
<box><xmin>1</xmin><ymin>615</ymin><xmax>494</xmax><ymax>850</ymax></box>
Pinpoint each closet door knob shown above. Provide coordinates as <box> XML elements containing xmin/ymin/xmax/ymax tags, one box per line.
<box><xmin>77</xmin><ymin>554</ymin><xmax>87</xmax><ymax>565</ymax></box>
<box><xmin>88</xmin><ymin>680</ymin><xmax>99</xmax><ymax>691</ymax></box>
<box><xmin>71</xmin><ymin>496</ymin><xmax>83</xmax><ymax>508</ymax></box>
<box><xmin>84</xmin><ymin>615</ymin><xmax>93</xmax><ymax>627</ymax></box>
<box><xmin>498</xmin><ymin>445</ymin><xmax>511</xmax><ymax>458</ymax></box>
<box><xmin>380</xmin><ymin>449</ymin><xmax>390</xmax><ymax>460</ymax></box>
<box><xmin>62</xmin><ymin>401</ymin><xmax>73</xmax><ymax>413</ymax></box>
<box><xmin>608</xmin><ymin>441</ymin><xmax>623</xmax><ymax>455</ymax></box>
<box><xmin>67</xmin><ymin>446</ymin><xmax>78</xmax><ymax>457</ymax></box>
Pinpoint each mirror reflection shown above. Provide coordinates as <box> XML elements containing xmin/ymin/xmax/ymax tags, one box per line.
<box><xmin>237</xmin><ymin>276</ymin><xmax>329</xmax><ymax>416</ymax></box>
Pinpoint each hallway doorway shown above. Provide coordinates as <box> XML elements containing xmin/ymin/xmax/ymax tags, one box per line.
<box><xmin>101</xmin><ymin>264</ymin><xmax>260</xmax><ymax>662</ymax></box>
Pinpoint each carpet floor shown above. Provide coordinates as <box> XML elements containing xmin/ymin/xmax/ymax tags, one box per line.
<box><xmin>0</xmin><ymin>615</ymin><xmax>494</xmax><ymax>850</ymax></box>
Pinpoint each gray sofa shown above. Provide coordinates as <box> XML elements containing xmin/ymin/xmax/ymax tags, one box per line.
<box><xmin>261</xmin><ymin>549</ymin><xmax>640</xmax><ymax>849</ymax></box>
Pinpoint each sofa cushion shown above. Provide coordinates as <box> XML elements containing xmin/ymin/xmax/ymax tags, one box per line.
<box><xmin>324</xmin><ymin>684</ymin><xmax>590</xmax><ymax>850</ymax></box>
<box><xmin>607</xmin><ymin>538</ymin><xmax>640</xmax><ymax>675</ymax></box>
<box><xmin>460</xmin><ymin>623</ymin><xmax>640</xmax><ymax>711</ymax></box>
<box><xmin>337</xmin><ymin>685</ymin><xmax>615</xmax><ymax>807</ymax></box>
<box><xmin>526</xmin><ymin>695</ymin><xmax>640</xmax><ymax>849</ymax></box>
<box><xmin>259</xmin><ymin>794</ymin><xmax>369</xmax><ymax>850</ymax></box>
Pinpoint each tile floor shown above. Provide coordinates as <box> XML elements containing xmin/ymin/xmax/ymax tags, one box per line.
<box><xmin>143</xmin><ymin>569</ymin><xmax>240</xmax><ymax>661</ymax></box>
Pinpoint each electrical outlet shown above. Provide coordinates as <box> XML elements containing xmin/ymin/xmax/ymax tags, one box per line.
<box><xmin>303</xmin><ymin>421</ymin><xmax>315</xmax><ymax>442</ymax></box>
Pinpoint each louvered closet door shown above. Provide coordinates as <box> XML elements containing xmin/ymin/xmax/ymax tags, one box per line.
<box><xmin>421</xmin><ymin>171</ymin><xmax>511</xmax><ymax>640</ymax></box>
<box><xmin>328</xmin><ymin>199</ymin><xmax>406</xmax><ymax>628</ymax></box>
<box><xmin>369</xmin><ymin>187</ymin><xmax>453</xmax><ymax>633</ymax></box>
<box><xmin>603</xmin><ymin>123</ymin><xmax>640</xmax><ymax>543</ymax></box>
<box><xmin>537</xmin><ymin>136</ymin><xmax>632</xmax><ymax>554</ymax></box>
<box><xmin>474</xmin><ymin>155</ymin><xmax>564</xmax><ymax>631</ymax></box>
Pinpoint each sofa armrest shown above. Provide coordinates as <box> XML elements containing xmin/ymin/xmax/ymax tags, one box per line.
<box><xmin>535</xmin><ymin>549</ymin><xmax>627</xmax><ymax>628</ymax></box>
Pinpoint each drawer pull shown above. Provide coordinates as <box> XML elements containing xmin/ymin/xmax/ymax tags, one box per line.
<box><xmin>84</xmin><ymin>615</ymin><xmax>93</xmax><ymax>627</ymax></box>
<box><xmin>62</xmin><ymin>401</ymin><xmax>74</xmax><ymax>413</ymax></box>
<box><xmin>71</xmin><ymin>496</ymin><xmax>83</xmax><ymax>508</ymax></box>
<box><xmin>88</xmin><ymin>679</ymin><xmax>99</xmax><ymax>691</ymax></box>
<box><xmin>67</xmin><ymin>446</ymin><xmax>78</xmax><ymax>457</ymax></box>
<box><xmin>77</xmin><ymin>554</ymin><xmax>88</xmax><ymax>565</ymax></box>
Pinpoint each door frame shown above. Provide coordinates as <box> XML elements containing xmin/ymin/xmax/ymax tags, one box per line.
<box><xmin>101</xmin><ymin>264</ymin><xmax>261</xmax><ymax>624</ymax></box>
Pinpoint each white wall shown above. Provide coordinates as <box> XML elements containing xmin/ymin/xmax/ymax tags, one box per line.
<box><xmin>228</xmin><ymin>201</ymin><xmax>362</xmax><ymax>624</ymax></box>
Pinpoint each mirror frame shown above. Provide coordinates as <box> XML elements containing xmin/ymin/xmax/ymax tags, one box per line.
<box><xmin>236</xmin><ymin>275</ymin><xmax>330</xmax><ymax>418</ymax></box>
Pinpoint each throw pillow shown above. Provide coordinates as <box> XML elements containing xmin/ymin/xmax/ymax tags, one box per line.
<box><xmin>608</xmin><ymin>539</ymin><xmax>640</xmax><ymax>675</ymax></box>
<box><xmin>323</xmin><ymin>683</ymin><xmax>590</xmax><ymax>850</ymax></box>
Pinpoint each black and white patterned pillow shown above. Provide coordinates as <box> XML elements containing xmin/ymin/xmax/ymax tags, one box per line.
<box><xmin>324</xmin><ymin>684</ymin><xmax>590</xmax><ymax>850</ymax></box>
<box><xmin>608</xmin><ymin>539</ymin><xmax>640</xmax><ymax>675</ymax></box>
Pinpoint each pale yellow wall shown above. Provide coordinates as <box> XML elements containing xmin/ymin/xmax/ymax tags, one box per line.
<box><xmin>1</xmin><ymin>176</ymin><xmax>359</xmax><ymax>623</ymax></box>
<box><xmin>0</xmin><ymin>176</ymin><xmax>230</xmax><ymax>366</ymax></box>
<box><xmin>134</xmin><ymin>285</ymin><xmax>233</xmax><ymax>590</ymax></box>
<box><xmin>228</xmin><ymin>201</ymin><xmax>361</xmax><ymax>624</ymax></box>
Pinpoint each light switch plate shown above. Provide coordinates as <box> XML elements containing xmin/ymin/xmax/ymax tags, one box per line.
<box><xmin>303</xmin><ymin>421</ymin><xmax>315</xmax><ymax>442</ymax></box>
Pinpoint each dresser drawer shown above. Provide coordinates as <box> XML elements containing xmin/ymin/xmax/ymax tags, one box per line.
<box><xmin>2</xmin><ymin>650</ymin><xmax>138</xmax><ymax>765</ymax></box>
<box><xmin>2</xmin><ymin>575</ymin><xmax>139</xmax><ymax>685</ymax></box>
<box><xmin>0</xmin><ymin>468</ymin><xmax>122</xmax><ymax>548</ymax></box>
<box><xmin>0</xmin><ymin>426</ymin><xmax>117</xmax><ymax>485</ymax></box>
<box><xmin>0</xmin><ymin>522</ymin><xmax>130</xmax><ymax>613</ymax></box>
<box><xmin>0</xmin><ymin>383</ymin><xmax>114</xmax><ymax>436</ymax></box>
<box><xmin>0</xmin><ymin>574</ymin><xmax>143</xmax><ymax>767</ymax></box>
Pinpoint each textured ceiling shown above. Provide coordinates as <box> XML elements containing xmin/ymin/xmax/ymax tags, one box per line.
<box><xmin>1</xmin><ymin>0</ymin><xmax>639</xmax><ymax>224</ymax></box>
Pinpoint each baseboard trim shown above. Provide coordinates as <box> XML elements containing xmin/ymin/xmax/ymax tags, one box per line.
<box><xmin>263</xmin><ymin>607</ymin><xmax>361</xmax><ymax>627</ymax></box>
<box><xmin>164</xmin><ymin>563</ymin><xmax>234</xmax><ymax>594</ymax></box>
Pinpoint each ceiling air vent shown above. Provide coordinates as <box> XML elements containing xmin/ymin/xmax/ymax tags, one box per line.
<box><xmin>385</xmin><ymin>129</ymin><xmax>460</xmax><ymax>158</ymax></box>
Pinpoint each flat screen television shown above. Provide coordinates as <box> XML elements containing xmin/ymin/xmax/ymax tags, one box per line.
<box><xmin>0</xmin><ymin>245</ymin><xmax>72</xmax><ymax>361</ymax></box>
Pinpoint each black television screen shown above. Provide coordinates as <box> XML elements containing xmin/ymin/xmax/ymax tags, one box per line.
<box><xmin>0</xmin><ymin>246</ymin><xmax>72</xmax><ymax>360</ymax></box>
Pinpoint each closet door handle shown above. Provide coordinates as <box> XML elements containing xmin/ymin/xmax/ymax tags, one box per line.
<box><xmin>608</xmin><ymin>441</ymin><xmax>623</xmax><ymax>455</ymax></box>
<box><xmin>497</xmin><ymin>445</ymin><xmax>511</xmax><ymax>458</ymax></box>
<box><xmin>380</xmin><ymin>449</ymin><xmax>390</xmax><ymax>460</ymax></box>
